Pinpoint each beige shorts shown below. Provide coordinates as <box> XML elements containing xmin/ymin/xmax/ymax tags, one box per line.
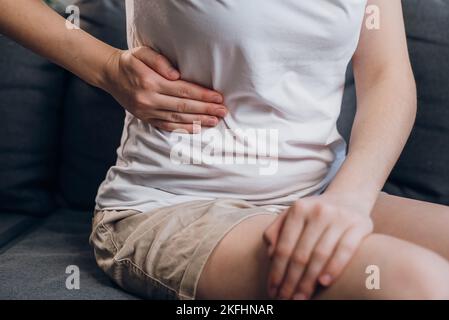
<box><xmin>89</xmin><ymin>199</ymin><xmax>281</xmax><ymax>300</ymax></box>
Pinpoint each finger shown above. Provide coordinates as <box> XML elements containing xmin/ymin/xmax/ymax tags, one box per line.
<box><xmin>149</xmin><ymin>119</ymin><xmax>200</xmax><ymax>134</ymax></box>
<box><xmin>132</xmin><ymin>46</ymin><xmax>180</xmax><ymax>80</ymax></box>
<box><xmin>267</xmin><ymin>202</ymin><xmax>307</xmax><ymax>298</ymax></box>
<box><xmin>159</xmin><ymin>79</ymin><xmax>225</xmax><ymax>104</ymax></box>
<box><xmin>263</xmin><ymin>210</ymin><xmax>288</xmax><ymax>258</ymax></box>
<box><xmin>277</xmin><ymin>217</ymin><xmax>328</xmax><ymax>300</ymax></box>
<box><xmin>292</xmin><ymin>225</ymin><xmax>345</xmax><ymax>300</ymax></box>
<box><xmin>319</xmin><ymin>226</ymin><xmax>367</xmax><ymax>287</ymax></box>
<box><xmin>153</xmin><ymin>93</ymin><xmax>228</xmax><ymax>118</ymax></box>
<box><xmin>150</xmin><ymin>110</ymin><xmax>219</xmax><ymax>127</ymax></box>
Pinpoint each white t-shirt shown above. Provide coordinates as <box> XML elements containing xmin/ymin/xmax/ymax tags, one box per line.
<box><xmin>95</xmin><ymin>0</ymin><xmax>368</xmax><ymax>213</ymax></box>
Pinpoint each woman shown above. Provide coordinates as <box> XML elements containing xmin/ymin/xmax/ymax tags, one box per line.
<box><xmin>1</xmin><ymin>0</ymin><xmax>449</xmax><ymax>300</ymax></box>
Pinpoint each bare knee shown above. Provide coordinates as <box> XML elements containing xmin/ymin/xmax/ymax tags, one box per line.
<box><xmin>366</xmin><ymin>235</ymin><xmax>449</xmax><ymax>300</ymax></box>
<box><xmin>399</xmin><ymin>250</ymin><xmax>449</xmax><ymax>300</ymax></box>
<box><xmin>318</xmin><ymin>234</ymin><xmax>449</xmax><ymax>300</ymax></box>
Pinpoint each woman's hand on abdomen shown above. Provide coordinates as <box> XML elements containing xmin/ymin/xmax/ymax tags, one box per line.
<box><xmin>100</xmin><ymin>46</ymin><xmax>228</xmax><ymax>133</ymax></box>
<box><xmin>0</xmin><ymin>1</ymin><xmax>227</xmax><ymax>133</ymax></box>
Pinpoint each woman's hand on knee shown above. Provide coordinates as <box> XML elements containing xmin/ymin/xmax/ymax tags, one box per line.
<box><xmin>99</xmin><ymin>47</ymin><xmax>228</xmax><ymax>133</ymax></box>
<box><xmin>263</xmin><ymin>192</ymin><xmax>374</xmax><ymax>300</ymax></box>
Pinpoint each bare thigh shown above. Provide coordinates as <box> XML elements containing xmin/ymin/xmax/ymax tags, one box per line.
<box><xmin>196</xmin><ymin>214</ymin><xmax>449</xmax><ymax>300</ymax></box>
<box><xmin>372</xmin><ymin>193</ymin><xmax>449</xmax><ymax>260</ymax></box>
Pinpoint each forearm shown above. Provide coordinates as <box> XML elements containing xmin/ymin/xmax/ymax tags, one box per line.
<box><xmin>0</xmin><ymin>0</ymin><xmax>117</xmax><ymax>88</ymax></box>
<box><xmin>325</xmin><ymin>69</ymin><xmax>417</xmax><ymax>210</ymax></box>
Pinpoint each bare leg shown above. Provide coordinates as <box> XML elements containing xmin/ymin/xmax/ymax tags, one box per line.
<box><xmin>196</xmin><ymin>214</ymin><xmax>449</xmax><ymax>300</ymax></box>
<box><xmin>372</xmin><ymin>192</ymin><xmax>449</xmax><ymax>260</ymax></box>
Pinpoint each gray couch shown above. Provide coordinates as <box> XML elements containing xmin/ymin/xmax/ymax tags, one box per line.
<box><xmin>0</xmin><ymin>0</ymin><xmax>448</xmax><ymax>299</ymax></box>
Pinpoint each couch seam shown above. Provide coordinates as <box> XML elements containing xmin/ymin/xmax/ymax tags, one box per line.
<box><xmin>114</xmin><ymin>257</ymin><xmax>179</xmax><ymax>297</ymax></box>
<box><xmin>99</xmin><ymin>219</ymin><xmax>120</xmax><ymax>255</ymax></box>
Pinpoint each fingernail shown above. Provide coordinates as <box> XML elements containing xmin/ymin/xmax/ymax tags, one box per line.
<box><xmin>169</xmin><ymin>69</ymin><xmax>180</xmax><ymax>78</ymax></box>
<box><xmin>319</xmin><ymin>274</ymin><xmax>333</xmax><ymax>286</ymax></box>
<box><xmin>212</xmin><ymin>95</ymin><xmax>223</xmax><ymax>103</ymax></box>
<box><xmin>216</xmin><ymin>109</ymin><xmax>228</xmax><ymax>117</ymax></box>
<box><xmin>207</xmin><ymin>117</ymin><xmax>218</xmax><ymax>126</ymax></box>
<box><xmin>293</xmin><ymin>293</ymin><xmax>307</xmax><ymax>300</ymax></box>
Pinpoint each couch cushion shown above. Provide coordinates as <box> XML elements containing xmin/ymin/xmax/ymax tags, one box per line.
<box><xmin>0</xmin><ymin>208</ymin><xmax>138</xmax><ymax>299</ymax></box>
<box><xmin>59</xmin><ymin>0</ymin><xmax>127</xmax><ymax>210</ymax></box>
<box><xmin>339</xmin><ymin>0</ymin><xmax>449</xmax><ymax>205</ymax></box>
<box><xmin>0</xmin><ymin>213</ymin><xmax>37</xmax><ymax>250</ymax></box>
<box><xmin>0</xmin><ymin>35</ymin><xmax>66</xmax><ymax>216</ymax></box>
